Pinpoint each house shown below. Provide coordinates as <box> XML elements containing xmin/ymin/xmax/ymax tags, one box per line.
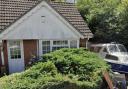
<box><xmin>0</xmin><ymin>0</ymin><xmax>93</xmax><ymax>74</ymax></box>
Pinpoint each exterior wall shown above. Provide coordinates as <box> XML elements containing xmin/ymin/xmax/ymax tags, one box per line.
<box><xmin>23</xmin><ymin>40</ymin><xmax>37</xmax><ymax>66</ymax></box>
<box><xmin>80</xmin><ymin>38</ymin><xmax>87</xmax><ymax>47</ymax></box>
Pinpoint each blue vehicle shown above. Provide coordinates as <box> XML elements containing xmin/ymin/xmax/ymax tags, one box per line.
<box><xmin>90</xmin><ymin>43</ymin><xmax>128</xmax><ymax>73</ymax></box>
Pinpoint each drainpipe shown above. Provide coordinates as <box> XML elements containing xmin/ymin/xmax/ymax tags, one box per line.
<box><xmin>0</xmin><ymin>40</ymin><xmax>4</xmax><ymax>66</ymax></box>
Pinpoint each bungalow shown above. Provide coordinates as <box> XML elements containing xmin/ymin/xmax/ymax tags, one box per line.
<box><xmin>0</xmin><ymin>0</ymin><xmax>93</xmax><ymax>74</ymax></box>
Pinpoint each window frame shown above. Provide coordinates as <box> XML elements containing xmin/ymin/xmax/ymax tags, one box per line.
<box><xmin>39</xmin><ymin>40</ymin><xmax>79</xmax><ymax>56</ymax></box>
<box><xmin>7</xmin><ymin>40</ymin><xmax>24</xmax><ymax>60</ymax></box>
<box><xmin>52</xmin><ymin>40</ymin><xmax>69</xmax><ymax>51</ymax></box>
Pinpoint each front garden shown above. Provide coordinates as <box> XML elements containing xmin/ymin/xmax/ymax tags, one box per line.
<box><xmin>0</xmin><ymin>48</ymin><xmax>110</xmax><ymax>89</ymax></box>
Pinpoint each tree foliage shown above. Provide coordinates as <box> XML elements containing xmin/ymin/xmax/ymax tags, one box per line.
<box><xmin>77</xmin><ymin>0</ymin><xmax>128</xmax><ymax>48</ymax></box>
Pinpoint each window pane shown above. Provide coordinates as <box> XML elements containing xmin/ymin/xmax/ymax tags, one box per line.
<box><xmin>70</xmin><ymin>40</ymin><xmax>77</xmax><ymax>48</ymax></box>
<box><xmin>42</xmin><ymin>41</ymin><xmax>50</xmax><ymax>54</ymax></box>
<box><xmin>42</xmin><ymin>40</ymin><xmax>69</xmax><ymax>54</ymax></box>
<box><xmin>52</xmin><ymin>40</ymin><xmax>69</xmax><ymax>51</ymax></box>
<box><xmin>9</xmin><ymin>41</ymin><xmax>21</xmax><ymax>59</ymax></box>
<box><xmin>52</xmin><ymin>46</ymin><xmax>68</xmax><ymax>51</ymax></box>
<box><xmin>53</xmin><ymin>41</ymin><xmax>68</xmax><ymax>45</ymax></box>
<box><xmin>42</xmin><ymin>41</ymin><xmax>50</xmax><ymax>45</ymax></box>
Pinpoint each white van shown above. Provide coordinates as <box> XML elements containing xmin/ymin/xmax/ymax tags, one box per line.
<box><xmin>90</xmin><ymin>43</ymin><xmax>128</xmax><ymax>73</ymax></box>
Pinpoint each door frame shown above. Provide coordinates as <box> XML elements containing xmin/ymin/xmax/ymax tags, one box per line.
<box><xmin>7</xmin><ymin>40</ymin><xmax>25</xmax><ymax>73</ymax></box>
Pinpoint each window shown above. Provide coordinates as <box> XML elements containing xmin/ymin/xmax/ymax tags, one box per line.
<box><xmin>42</xmin><ymin>41</ymin><xmax>50</xmax><ymax>54</ymax></box>
<box><xmin>52</xmin><ymin>40</ymin><xmax>68</xmax><ymax>51</ymax></box>
<box><xmin>70</xmin><ymin>40</ymin><xmax>77</xmax><ymax>48</ymax></box>
<box><xmin>105</xmin><ymin>54</ymin><xmax>118</xmax><ymax>61</ymax></box>
<box><xmin>40</xmin><ymin>40</ymin><xmax>78</xmax><ymax>55</ymax></box>
<box><xmin>108</xmin><ymin>45</ymin><xmax>118</xmax><ymax>53</ymax></box>
<box><xmin>118</xmin><ymin>44</ymin><xmax>127</xmax><ymax>52</ymax></box>
<box><xmin>9</xmin><ymin>41</ymin><xmax>21</xmax><ymax>59</ymax></box>
<box><xmin>41</xmin><ymin>16</ymin><xmax>46</xmax><ymax>23</ymax></box>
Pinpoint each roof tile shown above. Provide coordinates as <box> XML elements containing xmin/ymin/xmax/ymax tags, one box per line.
<box><xmin>49</xmin><ymin>1</ymin><xmax>93</xmax><ymax>37</ymax></box>
<box><xmin>0</xmin><ymin>0</ymin><xmax>42</xmax><ymax>31</ymax></box>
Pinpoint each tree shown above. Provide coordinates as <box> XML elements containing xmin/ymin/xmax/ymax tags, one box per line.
<box><xmin>77</xmin><ymin>0</ymin><xmax>128</xmax><ymax>46</ymax></box>
<box><xmin>116</xmin><ymin>0</ymin><xmax>128</xmax><ymax>48</ymax></box>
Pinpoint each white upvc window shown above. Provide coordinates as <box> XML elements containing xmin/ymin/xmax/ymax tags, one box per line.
<box><xmin>42</xmin><ymin>41</ymin><xmax>50</xmax><ymax>54</ymax></box>
<box><xmin>8</xmin><ymin>41</ymin><xmax>21</xmax><ymax>59</ymax></box>
<box><xmin>39</xmin><ymin>40</ymin><xmax>79</xmax><ymax>55</ymax></box>
<box><xmin>52</xmin><ymin>40</ymin><xmax>68</xmax><ymax>51</ymax></box>
<box><xmin>70</xmin><ymin>40</ymin><xmax>78</xmax><ymax>48</ymax></box>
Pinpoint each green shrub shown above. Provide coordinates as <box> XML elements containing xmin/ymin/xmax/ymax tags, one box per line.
<box><xmin>43</xmin><ymin>48</ymin><xmax>110</xmax><ymax>82</ymax></box>
<box><xmin>0</xmin><ymin>61</ymin><xmax>59</xmax><ymax>89</ymax></box>
<box><xmin>0</xmin><ymin>48</ymin><xmax>110</xmax><ymax>89</ymax></box>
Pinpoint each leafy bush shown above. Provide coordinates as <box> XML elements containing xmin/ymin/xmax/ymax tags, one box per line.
<box><xmin>43</xmin><ymin>48</ymin><xmax>110</xmax><ymax>82</ymax></box>
<box><xmin>0</xmin><ymin>48</ymin><xmax>110</xmax><ymax>89</ymax></box>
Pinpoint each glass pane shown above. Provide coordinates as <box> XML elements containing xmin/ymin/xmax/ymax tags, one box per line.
<box><xmin>53</xmin><ymin>41</ymin><xmax>68</xmax><ymax>45</ymax></box>
<box><xmin>118</xmin><ymin>44</ymin><xmax>127</xmax><ymax>52</ymax></box>
<box><xmin>70</xmin><ymin>40</ymin><xmax>77</xmax><ymax>48</ymax></box>
<box><xmin>42</xmin><ymin>41</ymin><xmax>50</xmax><ymax>54</ymax></box>
<box><xmin>52</xmin><ymin>46</ymin><xmax>68</xmax><ymax>51</ymax></box>
<box><xmin>17</xmin><ymin>55</ymin><xmax>21</xmax><ymax>58</ymax></box>
<box><xmin>9</xmin><ymin>41</ymin><xmax>21</xmax><ymax>59</ymax></box>
<box><xmin>108</xmin><ymin>45</ymin><xmax>119</xmax><ymax>53</ymax></box>
<box><xmin>42</xmin><ymin>41</ymin><xmax>50</xmax><ymax>45</ymax></box>
<box><xmin>42</xmin><ymin>46</ymin><xmax>47</xmax><ymax>50</ymax></box>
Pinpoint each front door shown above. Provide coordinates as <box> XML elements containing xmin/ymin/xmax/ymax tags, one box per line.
<box><xmin>8</xmin><ymin>40</ymin><xmax>24</xmax><ymax>74</ymax></box>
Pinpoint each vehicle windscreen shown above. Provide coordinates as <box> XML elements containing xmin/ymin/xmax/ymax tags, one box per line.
<box><xmin>108</xmin><ymin>45</ymin><xmax>119</xmax><ymax>53</ymax></box>
<box><xmin>108</xmin><ymin>44</ymin><xmax>127</xmax><ymax>53</ymax></box>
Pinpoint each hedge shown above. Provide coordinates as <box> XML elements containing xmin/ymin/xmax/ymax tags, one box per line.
<box><xmin>0</xmin><ymin>48</ymin><xmax>110</xmax><ymax>89</ymax></box>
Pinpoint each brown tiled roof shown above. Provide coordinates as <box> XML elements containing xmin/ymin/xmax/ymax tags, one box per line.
<box><xmin>49</xmin><ymin>2</ymin><xmax>93</xmax><ymax>37</ymax></box>
<box><xmin>0</xmin><ymin>0</ymin><xmax>42</xmax><ymax>32</ymax></box>
<box><xmin>0</xmin><ymin>0</ymin><xmax>93</xmax><ymax>38</ymax></box>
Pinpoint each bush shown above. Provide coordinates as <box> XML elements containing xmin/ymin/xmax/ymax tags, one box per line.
<box><xmin>43</xmin><ymin>48</ymin><xmax>110</xmax><ymax>82</ymax></box>
<box><xmin>0</xmin><ymin>48</ymin><xmax>110</xmax><ymax>89</ymax></box>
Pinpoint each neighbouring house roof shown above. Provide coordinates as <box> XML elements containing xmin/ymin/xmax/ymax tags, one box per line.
<box><xmin>0</xmin><ymin>0</ymin><xmax>93</xmax><ymax>38</ymax></box>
